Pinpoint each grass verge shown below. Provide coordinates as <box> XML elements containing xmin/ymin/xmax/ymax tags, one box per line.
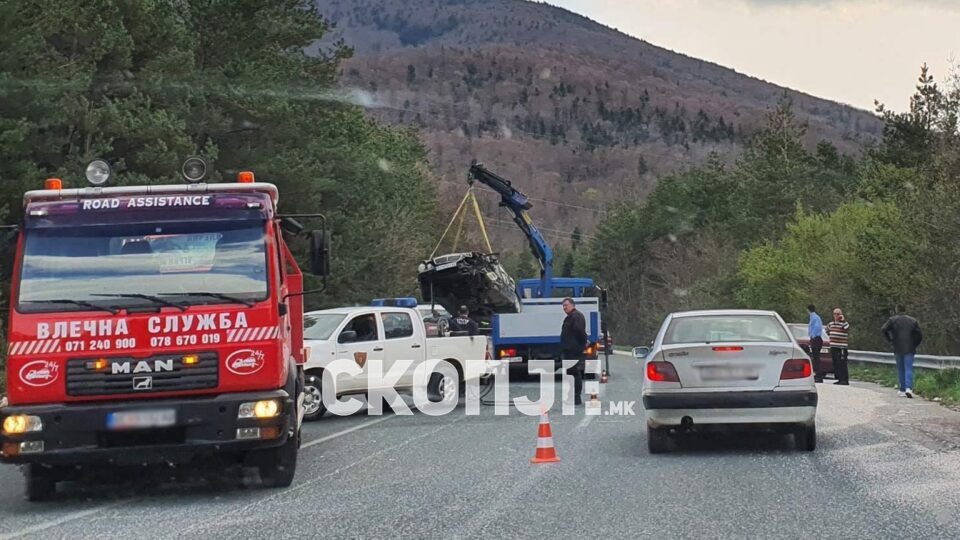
<box><xmin>850</xmin><ymin>362</ymin><xmax>960</xmax><ymax>407</ymax></box>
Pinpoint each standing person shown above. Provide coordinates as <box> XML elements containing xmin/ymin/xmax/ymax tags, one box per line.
<box><xmin>828</xmin><ymin>308</ymin><xmax>850</xmax><ymax>386</ymax></box>
<box><xmin>560</xmin><ymin>298</ymin><xmax>588</xmax><ymax>406</ymax></box>
<box><xmin>447</xmin><ymin>305</ymin><xmax>479</xmax><ymax>336</ymax></box>
<box><xmin>881</xmin><ymin>305</ymin><xmax>923</xmax><ymax>398</ymax></box>
<box><xmin>807</xmin><ymin>304</ymin><xmax>825</xmax><ymax>383</ymax></box>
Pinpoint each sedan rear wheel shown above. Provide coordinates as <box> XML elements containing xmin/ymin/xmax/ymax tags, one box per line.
<box><xmin>794</xmin><ymin>424</ymin><xmax>816</xmax><ymax>452</ymax></box>
<box><xmin>647</xmin><ymin>426</ymin><xmax>670</xmax><ymax>454</ymax></box>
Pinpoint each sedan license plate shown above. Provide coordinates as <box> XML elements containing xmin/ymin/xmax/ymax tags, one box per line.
<box><xmin>503</xmin><ymin>356</ymin><xmax>524</xmax><ymax>364</ymax></box>
<box><xmin>107</xmin><ymin>409</ymin><xmax>176</xmax><ymax>431</ymax></box>
<box><xmin>700</xmin><ymin>366</ymin><xmax>759</xmax><ymax>381</ymax></box>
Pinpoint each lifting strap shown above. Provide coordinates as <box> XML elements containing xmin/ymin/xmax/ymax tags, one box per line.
<box><xmin>429</xmin><ymin>188</ymin><xmax>494</xmax><ymax>259</ymax></box>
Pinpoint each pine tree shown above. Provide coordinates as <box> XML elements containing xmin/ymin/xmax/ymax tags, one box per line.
<box><xmin>516</xmin><ymin>252</ymin><xmax>536</xmax><ymax>279</ymax></box>
<box><xmin>0</xmin><ymin>0</ymin><xmax>439</xmax><ymax>308</ymax></box>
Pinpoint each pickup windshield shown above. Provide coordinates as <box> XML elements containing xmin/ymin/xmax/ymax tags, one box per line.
<box><xmin>304</xmin><ymin>314</ymin><xmax>347</xmax><ymax>340</ymax></box>
<box><xmin>18</xmin><ymin>220</ymin><xmax>269</xmax><ymax>313</ymax></box>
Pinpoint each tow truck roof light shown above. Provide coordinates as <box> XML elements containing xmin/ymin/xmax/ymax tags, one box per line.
<box><xmin>85</xmin><ymin>160</ymin><xmax>111</xmax><ymax>186</ymax></box>
<box><xmin>23</xmin><ymin>183</ymin><xmax>280</xmax><ymax>207</ymax></box>
<box><xmin>237</xmin><ymin>171</ymin><xmax>255</xmax><ymax>183</ymax></box>
<box><xmin>182</xmin><ymin>157</ymin><xmax>207</xmax><ymax>183</ymax></box>
<box><xmin>370</xmin><ymin>298</ymin><xmax>418</xmax><ymax>308</ymax></box>
<box><xmin>45</xmin><ymin>178</ymin><xmax>62</xmax><ymax>190</ymax></box>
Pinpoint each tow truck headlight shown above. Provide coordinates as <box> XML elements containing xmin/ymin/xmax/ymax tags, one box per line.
<box><xmin>3</xmin><ymin>415</ymin><xmax>43</xmax><ymax>435</ymax></box>
<box><xmin>238</xmin><ymin>399</ymin><xmax>281</xmax><ymax>419</ymax></box>
<box><xmin>85</xmin><ymin>159</ymin><xmax>111</xmax><ymax>185</ymax></box>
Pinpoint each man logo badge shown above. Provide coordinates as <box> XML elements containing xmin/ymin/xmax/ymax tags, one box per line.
<box><xmin>354</xmin><ymin>351</ymin><xmax>367</xmax><ymax>368</ymax></box>
<box><xmin>133</xmin><ymin>376</ymin><xmax>153</xmax><ymax>391</ymax></box>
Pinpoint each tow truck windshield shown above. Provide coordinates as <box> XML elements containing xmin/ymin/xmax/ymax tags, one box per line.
<box><xmin>18</xmin><ymin>219</ymin><xmax>269</xmax><ymax>313</ymax></box>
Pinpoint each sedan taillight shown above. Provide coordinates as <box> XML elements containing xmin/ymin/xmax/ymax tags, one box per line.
<box><xmin>780</xmin><ymin>358</ymin><xmax>812</xmax><ymax>380</ymax></box>
<box><xmin>646</xmin><ymin>361</ymin><xmax>680</xmax><ymax>383</ymax></box>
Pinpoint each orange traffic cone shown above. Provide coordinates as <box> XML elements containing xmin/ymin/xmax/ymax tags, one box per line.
<box><xmin>586</xmin><ymin>391</ymin><xmax>601</xmax><ymax>410</ymax></box>
<box><xmin>531</xmin><ymin>409</ymin><xmax>561</xmax><ymax>464</ymax></box>
<box><xmin>600</xmin><ymin>370</ymin><xmax>609</xmax><ymax>384</ymax></box>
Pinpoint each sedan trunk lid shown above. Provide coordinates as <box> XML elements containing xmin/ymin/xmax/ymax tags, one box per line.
<box><xmin>660</xmin><ymin>342</ymin><xmax>793</xmax><ymax>391</ymax></box>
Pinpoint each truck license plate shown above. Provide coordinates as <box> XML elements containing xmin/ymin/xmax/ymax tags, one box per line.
<box><xmin>107</xmin><ymin>409</ymin><xmax>176</xmax><ymax>431</ymax></box>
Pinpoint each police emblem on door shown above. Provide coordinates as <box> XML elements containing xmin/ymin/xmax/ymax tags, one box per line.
<box><xmin>354</xmin><ymin>351</ymin><xmax>367</xmax><ymax>368</ymax></box>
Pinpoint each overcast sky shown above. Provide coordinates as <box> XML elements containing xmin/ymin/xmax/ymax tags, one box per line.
<box><xmin>548</xmin><ymin>0</ymin><xmax>959</xmax><ymax>111</ymax></box>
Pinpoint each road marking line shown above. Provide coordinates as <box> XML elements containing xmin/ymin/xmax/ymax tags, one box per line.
<box><xmin>452</xmin><ymin>411</ymin><xmax>596</xmax><ymax>539</ymax></box>
<box><xmin>174</xmin><ymin>415</ymin><xmax>465</xmax><ymax>538</ymax></box>
<box><xmin>2</xmin><ymin>416</ymin><xmax>397</xmax><ymax>539</ymax></box>
<box><xmin>301</xmin><ymin>415</ymin><xmax>394</xmax><ymax>449</ymax></box>
<box><xmin>0</xmin><ymin>501</ymin><xmax>126</xmax><ymax>540</ymax></box>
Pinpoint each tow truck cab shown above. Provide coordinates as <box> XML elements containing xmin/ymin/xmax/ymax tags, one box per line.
<box><xmin>0</xmin><ymin>163</ymin><xmax>329</xmax><ymax>500</ymax></box>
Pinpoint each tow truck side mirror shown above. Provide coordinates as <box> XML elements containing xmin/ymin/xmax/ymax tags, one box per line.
<box><xmin>338</xmin><ymin>330</ymin><xmax>357</xmax><ymax>344</ymax></box>
<box><xmin>0</xmin><ymin>225</ymin><xmax>18</xmax><ymax>282</ymax></box>
<box><xmin>309</xmin><ymin>230</ymin><xmax>331</xmax><ymax>277</ymax></box>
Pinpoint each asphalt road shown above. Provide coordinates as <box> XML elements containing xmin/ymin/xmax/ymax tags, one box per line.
<box><xmin>1</xmin><ymin>353</ymin><xmax>959</xmax><ymax>539</ymax></box>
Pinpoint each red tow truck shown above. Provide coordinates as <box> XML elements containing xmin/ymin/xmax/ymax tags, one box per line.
<box><xmin>0</xmin><ymin>159</ymin><xmax>329</xmax><ymax>500</ymax></box>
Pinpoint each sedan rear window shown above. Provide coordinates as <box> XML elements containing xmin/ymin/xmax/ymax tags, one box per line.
<box><xmin>664</xmin><ymin>315</ymin><xmax>791</xmax><ymax>344</ymax></box>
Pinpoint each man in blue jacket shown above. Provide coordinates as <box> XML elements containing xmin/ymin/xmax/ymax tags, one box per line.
<box><xmin>808</xmin><ymin>304</ymin><xmax>825</xmax><ymax>383</ymax></box>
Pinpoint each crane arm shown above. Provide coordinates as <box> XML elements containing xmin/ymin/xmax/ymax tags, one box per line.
<box><xmin>467</xmin><ymin>160</ymin><xmax>554</xmax><ymax>297</ymax></box>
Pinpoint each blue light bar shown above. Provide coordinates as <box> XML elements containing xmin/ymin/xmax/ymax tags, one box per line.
<box><xmin>371</xmin><ymin>298</ymin><xmax>418</xmax><ymax>308</ymax></box>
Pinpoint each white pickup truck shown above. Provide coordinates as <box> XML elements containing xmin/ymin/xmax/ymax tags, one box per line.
<box><xmin>301</xmin><ymin>305</ymin><xmax>493</xmax><ymax>419</ymax></box>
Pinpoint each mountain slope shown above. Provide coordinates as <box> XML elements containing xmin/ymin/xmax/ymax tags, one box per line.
<box><xmin>315</xmin><ymin>0</ymin><xmax>883</xmax><ymax>250</ymax></box>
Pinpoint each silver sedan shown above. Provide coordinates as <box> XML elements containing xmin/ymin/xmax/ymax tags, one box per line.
<box><xmin>635</xmin><ymin>309</ymin><xmax>817</xmax><ymax>454</ymax></box>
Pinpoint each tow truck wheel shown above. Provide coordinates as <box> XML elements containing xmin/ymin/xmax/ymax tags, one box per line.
<box><xmin>252</xmin><ymin>414</ymin><xmax>299</xmax><ymax>488</ymax></box>
<box><xmin>24</xmin><ymin>464</ymin><xmax>57</xmax><ymax>502</ymax></box>
<box><xmin>303</xmin><ymin>372</ymin><xmax>327</xmax><ymax>421</ymax></box>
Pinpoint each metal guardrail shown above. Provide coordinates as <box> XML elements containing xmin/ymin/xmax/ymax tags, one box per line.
<box><xmin>848</xmin><ymin>350</ymin><xmax>960</xmax><ymax>371</ymax></box>
<box><xmin>616</xmin><ymin>347</ymin><xmax>960</xmax><ymax>371</ymax></box>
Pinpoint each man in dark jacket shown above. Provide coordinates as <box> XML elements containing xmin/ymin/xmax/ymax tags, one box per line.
<box><xmin>560</xmin><ymin>297</ymin><xmax>588</xmax><ymax>405</ymax></box>
<box><xmin>881</xmin><ymin>305</ymin><xmax>923</xmax><ymax>398</ymax></box>
<box><xmin>447</xmin><ymin>305</ymin><xmax>479</xmax><ymax>336</ymax></box>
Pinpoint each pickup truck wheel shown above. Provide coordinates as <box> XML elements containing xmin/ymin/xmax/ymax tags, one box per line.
<box><xmin>795</xmin><ymin>424</ymin><xmax>817</xmax><ymax>452</ymax></box>
<box><xmin>647</xmin><ymin>426</ymin><xmax>671</xmax><ymax>454</ymax></box>
<box><xmin>24</xmin><ymin>464</ymin><xmax>57</xmax><ymax>502</ymax></box>
<box><xmin>303</xmin><ymin>373</ymin><xmax>327</xmax><ymax>421</ymax></box>
<box><xmin>428</xmin><ymin>372</ymin><xmax>459</xmax><ymax>404</ymax></box>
